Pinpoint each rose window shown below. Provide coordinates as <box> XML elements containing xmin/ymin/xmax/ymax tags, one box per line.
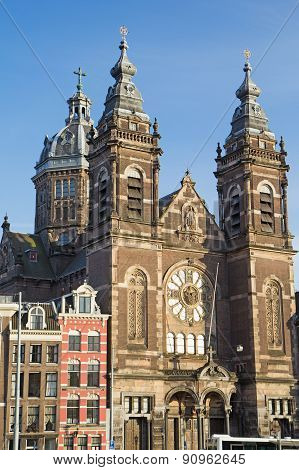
<box><xmin>167</xmin><ymin>267</ymin><xmax>212</xmax><ymax>325</ymax></box>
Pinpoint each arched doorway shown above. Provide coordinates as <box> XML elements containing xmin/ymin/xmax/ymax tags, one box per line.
<box><xmin>166</xmin><ymin>391</ymin><xmax>199</xmax><ymax>450</ymax></box>
<box><xmin>203</xmin><ymin>392</ymin><xmax>226</xmax><ymax>443</ymax></box>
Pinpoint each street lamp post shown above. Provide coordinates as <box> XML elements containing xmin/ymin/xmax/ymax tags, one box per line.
<box><xmin>13</xmin><ymin>292</ymin><xmax>22</xmax><ymax>450</ymax></box>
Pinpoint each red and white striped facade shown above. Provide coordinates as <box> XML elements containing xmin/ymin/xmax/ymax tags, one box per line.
<box><xmin>57</xmin><ymin>283</ymin><xmax>108</xmax><ymax>450</ymax></box>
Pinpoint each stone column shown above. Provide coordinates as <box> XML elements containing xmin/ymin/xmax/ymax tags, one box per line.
<box><xmin>111</xmin><ymin>156</ymin><xmax>117</xmax><ymax>215</ymax></box>
<box><xmin>199</xmin><ymin>405</ymin><xmax>205</xmax><ymax>449</ymax></box>
<box><xmin>217</xmin><ymin>183</ymin><xmax>223</xmax><ymax>229</ymax></box>
<box><xmin>153</xmin><ymin>160</ymin><xmax>160</xmax><ymax>224</ymax></box>
<box><xmin>225</xmin><ymin>406</ymin><xmax>232</xmax><ymax>435</ymax></box>
<box><xmin>244</xmin><ymin>170</ymin><xmax>253</xmax><ymax>230</ymax></box>
<box><xmin>281</xmin><ymin>179</ymin><xmax>289</xmax><ymax>234</ymax></box>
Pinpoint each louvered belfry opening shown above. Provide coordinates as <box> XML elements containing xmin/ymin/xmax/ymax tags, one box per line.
<box><xmin>127</xmin><ymin>168</ymin><xmax>143</xmax><ymax>219</ymax></box>
<box><xmin>260</xmin><ymin>185</ymin><xmax>273</xmax><ymax>232</ymax></box>
<box><xmin>230</xmin><ymin>187</ymin><xmax>240</xmax><ymax>235</ymax></box>
<box><xmin>98</xmin><ymin>170</ymin><xmax>108</xmax><ymax>222</ymax></box>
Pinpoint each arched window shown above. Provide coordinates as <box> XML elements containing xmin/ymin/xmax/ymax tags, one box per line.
<box><xmin>187</xmin><ymin>334</ymin><xmax>196</xmax><ymax>354</ymax></box>
<box><xmin>98</xmin><ymin>169</ymin><xmax>108</xmax><ymax>222</ymax></box>
<box><xmin>265</xmin><ymin>280</ymin><xmax>283</xmax><ymax>347</ymax></box>
<box><xmin>260</xmin><ymin>184</ymin><xmax>274</xmax><ymax>232</ymax></box>
<box><xmin>230</xmin><ymin>187</ymin><xmax>240</xmax><ymax>235</ymax></box>
<box><xmin>67</xmin><ymin>395</ymin><xmax>79</xmax><ymax>424</ymax></box>
<box><xmin>68</xmin><ymin>360</ymin><xmax>80</xmax><ymax>387</ymax></box>
<box><xmin>176</xmin><ymin>333</ymin><xmax>185</xmax><ymax>354</ymax></box>
<box><xmin>68</xmin><ymin>330</ymin><xmax>81</xmax><ymax>351</ymax></box>
<box><xmin>127</xmin><ymin>168</ymin><xmax>143</xmax><ymax>219</ymax></box>
<box><xmin>88</xmin><ymin>360</ymin><xmax>100</xmax><ymax>387</ymax></box>
<box><xmin>197</xmin><ymin>334</ymin><xmax>205</xmax><ymax>355</ymax></box>
<box><xmin>167</xmin><ymin>332</ymin><xmax>175</xmax><ymax>353</ymax></box>
<box><xmin>55</xmin><ymin>180</ymin><xmax>62</xmax><ymax>199</ymax></box>
<box><xmin>29</xmin><ymin>307</ymin><xmax>45</xmax><ymax>330</ymax></box>
<box><xmin>88</xmin><ymin>331</ymin><xmax>100</xmax><ymax>351</ymax></box>
<box><xmin>127</xmin><ymin>269</ymin><xmax>147</xmax><ymax>343</ymax></box>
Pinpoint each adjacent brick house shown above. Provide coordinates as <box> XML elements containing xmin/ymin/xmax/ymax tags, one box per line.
<box><xmin>0</xmin><ymin>283</ymin><xmax>108</xmax><ymax>450</ymax></box>
<box><xmin>57</xmin><ymin>283</ymin><xmax>108</xmax><ymax>450</ymax></box>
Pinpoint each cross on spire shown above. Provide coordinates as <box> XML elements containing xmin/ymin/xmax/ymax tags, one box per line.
<box><xmin>120</xmin><ymin>25</ymin><xmax>128</xmax><ymax>42</ymax></box>
<box><xmin>74</xmin><ymin>67</ymin><xmax>86</xmax><ymax>92</ymax></box>
<box><xmin>243</xmin><ymin>48</ymin><xmax>251</xmax><ymax>63</ymax></box>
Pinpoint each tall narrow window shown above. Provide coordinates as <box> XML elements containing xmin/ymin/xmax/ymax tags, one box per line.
<box><xmin>79</xmin><ymin>296</ymin><xmax>91</xmax><ymax>313</ymax></box>
<box><xmin>88</xmin><ymin>331</ymin><xmax>100</xmax><ymax>351</ymax></box>
<box><xmin>70</xmin><ymin>178</ymin><xmax>76</xmax><ymax>197</ymax></box>
<box><xmin>87</xmin><ymin>399</ymin><xmax>99</xmax><ymax>424</ymax></box>
<box><xmin>45</xmin><ymin>373</ymin><xmax>57</xmax><ymax>397</ymax></box>
<box><xmin>28</xmin><ymin>373</ymin><xmax>40</xmax><ymax>397</ymax></box>
<box><xmin>67</xmin><ymin>398</ymin><xmax>79</xmax><ymax>424</ymax></box>
<box><xmin>91</xmin><ymin>436</ymin><xmax>101</xmax><ymax>450</ymax></box>
<box><xmin>98</xmin><ymin>169</ymin><xmax>108</xmax><ymax>222</ymax></box>
<box><xmin>230</xmin><ymin>187</ymin><xmax>240</xmax><ymax>235</ymax></box>
<box><xmin>30</xmin><ymin>344</ymin><xmax>42</xmax><ymax>363</ymax></box>
<box><xmin>69</xmin><ymin>330</ymin><xmax>81</xmax><ymax>351</ymax></box>
<box><xmin>77</xmin><ymin>436</ymin><xmax>88</xmax><ymax>450</ymax></box>
<box><xmin>176</xmin><ymin>333</ymin><xmax>185</xmax><ymax>354</ymax></box>
<box><xmin>64</xmin><ymin>436</ymin><xmax>74</xmax><ymax>450</ymax></box>
<box><xmin>12</xmin><ymin>344</ymin><xmax>25</xmax><ymax>363</ymax></box>
<box><xmin>63</xmin><ymin>179</ymin><xmax>69</xmax><ymax>198</ymax></box>
<box><xmin>68</xmin><ymin>361</ymin><xmax>80</xmax><ymax>387</ymax></box>
<box><xmin>265</xmin><ymin>280</ymin><xmax>283</xmax><ymax>348</ymax></box>
<box><xmin>167</xmin><ymin>332</ymin><xmax>175</xmax><ymax>353</ymax></box>
<box><xmin>197</xmin><ymin>334</ymin><xmax>205</xmax><ymax>355</ymax></box>
<box><xmin>10</xmin><ymin>406</ymin><xmax>22</xmax><ymax>432</ymax></box>
<box><xmin>87</xmin><ymin>361</ymin><xmax>100</xmax><ymax>387</ymax></box>
<box><xmin>127</xmin><ymin>269</ymin><xmax>147</xmax><ymax>342</ymax></box>
<box><xmin>27</xmin><ymin>406</ymin><xmax>39</xmax><ymax>432</ymax></box>
<box><xmin>47</xmin><ymin>345</ymin><xmax>58</xmax><ymax>363</ymax></box>
<box><xmin>260</xmin><ymin>184</ymin><xmax>274</xmax><ymax>232</ymax></box>
<box><xmin>29</xmin><ymin>307</ymin><xmax>44</xmax><ymax>330</ymax></box>
<box><xmin>55</xmin><ymin>180</ymin><xmax>62</xmax><ymax>199</ymax></box>
<box><xmin>127</xmin><ymin>168</ymin><xmax>143</xmax><ymax>219</ymax></box>
<box><xmin>44</xmin><ymin>406</ymin><xmax>56</xmax><ymax>431</ymax></box>
<box><xmin>11</xmin><ymin>373</ymin><xmax>24</xmax><ymax>398</ymax></box>
<box><xmin>187</xmin><ymin>334</ymin><xmax>195</xmax><ymax>354</ymax></box>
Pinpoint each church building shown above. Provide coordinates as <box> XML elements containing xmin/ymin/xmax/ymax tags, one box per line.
<box><xmin>0</xmin><ymin>30</ymin><xmax>298</xmax><ymax>449</ymax></box>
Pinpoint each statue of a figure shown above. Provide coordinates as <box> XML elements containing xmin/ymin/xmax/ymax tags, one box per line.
<box><xmin>185</xmin><ymin>206</ymin><xmax>196</xmax><ymax>231</ymax></box>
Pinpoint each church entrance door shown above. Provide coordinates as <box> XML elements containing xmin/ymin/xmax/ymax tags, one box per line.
<box><xmin>167</xmin><ymin>391</ymin><xmax>198</xmax><ymax>450</ymax></box>
<box><xmin>124</xmin><ymin>417</ymin><xmax>148</xmax><ymax>450</ymax></box>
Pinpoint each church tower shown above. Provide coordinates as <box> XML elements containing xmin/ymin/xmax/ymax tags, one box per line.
<box><xmin>32</xmin><ymin>69</ymin><xmax>92</xmax><ymax>256</ymax></box>
<box><xmin>215</xmin><ymin>51</ymin><xmax>298</xmax><ymax>437</ymax></box>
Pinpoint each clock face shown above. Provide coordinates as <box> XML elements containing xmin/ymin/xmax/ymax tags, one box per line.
<box><xmin>167</xmin><ymin>267</ymin><xmax>212</xmax><ymax>325</ymax></box>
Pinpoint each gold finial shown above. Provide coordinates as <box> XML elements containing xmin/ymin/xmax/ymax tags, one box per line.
<box><xmin>243</xmin><ymin>49</ymin><xmax>251</xmax><ymax>62</ymax></box>
<box><xmin>120</xmin><ymin>25</ymin><xmax>128</xmax><ymax>41</ymax></box>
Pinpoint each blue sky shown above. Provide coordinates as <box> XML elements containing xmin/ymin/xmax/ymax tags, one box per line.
<box><xmin>1</xmin><ymin>0</ymin><xmax>299</xmax><ymax>286</ymax></box>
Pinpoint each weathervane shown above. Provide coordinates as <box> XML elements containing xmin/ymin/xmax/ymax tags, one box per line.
<box><xmin>120</xmin><ymin>25</ymin><xmax>128</xmax><ymax>42</ymax></box>
<box><xmin>243</xmin><ymin>49</ymin><xmax>251</xmax><ymax>62</ymax></box>
<box><xmin>74</xmin><ymin>67</ymin><xmax>86</xmax><ymax>92</ymax></box>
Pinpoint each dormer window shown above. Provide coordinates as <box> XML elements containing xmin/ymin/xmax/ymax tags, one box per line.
<box><xmin>26</xmin><ymin>249</ymin><xmax>38</xmax><ymax>262</ymax></box>
<box><xmin>129</xmin><ymin>122</ymin><xmax>137</xmax><ymax>131</ymax></box>
<box><xmin>79</xmin><ymin>296</ymin><xmax>91</xmax><ymax>313</ymax></box>
<box><xmin>28</xmin><ymin>307</ymin><xmax>45</xmax><ymax>330</ymax></box>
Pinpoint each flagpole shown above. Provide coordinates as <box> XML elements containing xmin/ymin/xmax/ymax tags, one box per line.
<box><xmin>13</xmin><ymin>292</ymin><xmax>22</xmax><ymax>450</ymax></box>
<box><xmin>208</xmin><ymin>263</ymin><xmax>219</xmax><ymax>349</ymax></box>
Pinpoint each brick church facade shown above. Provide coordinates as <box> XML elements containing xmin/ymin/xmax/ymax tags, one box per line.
<box><xmin>0</xmin><ymin>31</ymin><xmax>298</xmax><ymax>449</ymax></box>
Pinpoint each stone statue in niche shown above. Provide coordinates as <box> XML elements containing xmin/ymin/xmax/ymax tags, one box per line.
<box><xmin>184</xmin><ymin>205</ymin><xmax>196</xmax><ymax>231</ymax></box>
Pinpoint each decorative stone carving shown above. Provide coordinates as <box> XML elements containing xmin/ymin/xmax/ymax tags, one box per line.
<box><xmin>265</xmin><ymin>280</ymin><xmax>282</xmax><ymax>347</ymax></box>
<box><xmin>128</xmin><ymin>269</ymin><xmax>147</xmax><ymax>341</ymax></box>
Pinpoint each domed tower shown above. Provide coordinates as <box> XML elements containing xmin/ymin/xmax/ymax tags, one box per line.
<box><xmin>215</xmin><ymin>51</ymin><xmax>297</xmax><ymax>438</ymax></box>
<box><xmin>32</xmin><ymin>69</ymin><xmax>93</xmax><ymax>253</ymax></box>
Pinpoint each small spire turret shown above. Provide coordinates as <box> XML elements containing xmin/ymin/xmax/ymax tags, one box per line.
<box><xmin>1</xmin><ymin>214</ymin><xmax>10</xmax><ymax>232</ymax></box>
